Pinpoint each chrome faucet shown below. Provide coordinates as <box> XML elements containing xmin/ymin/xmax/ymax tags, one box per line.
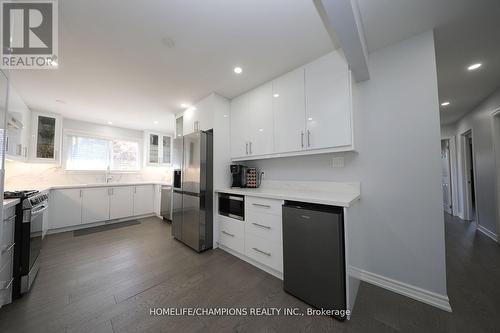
<box><xmin>105</xmin><ymin>166</ymin><xmax>113</xmax><ymax>183</ymax></box>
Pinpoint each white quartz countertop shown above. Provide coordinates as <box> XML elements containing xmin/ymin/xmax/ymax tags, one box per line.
<box><xmin>215</xmin><ymin>181</ymin><xmax>360</xmax><ymax>207</ymax></box>
<box><xmin>6</xmin><ymin>181</ymin><xmax>171</xmax><ymax>193</ymax></box>
<box><xmin>3</xmin><ymin>198</ymin><xmax>20</xmax><ymax>209</ymax></box>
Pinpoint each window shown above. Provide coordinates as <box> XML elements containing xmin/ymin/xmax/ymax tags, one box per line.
<box><xmin>65</xmin><ymin>134</ymin><xmax>139</xmax><ymax>171</ymax></box>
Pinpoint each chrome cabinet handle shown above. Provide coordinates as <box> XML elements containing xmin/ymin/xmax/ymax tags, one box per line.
<box><xmin>0</xmin><ymin>278</ymin><xmax>14</xmax><ymax>290</ymax></box>
<box><xmin>221</xmin><ymin>230</ymin><xmax>235</xmax><ymax>237</ymax></box>
<box><xmin>252</xmin><ymin>247</ymin><xmax>271</xmax><ymax>256</ymax></box>
<box><xmin>301</xmin><ymin>132</ymin><xmax>304</xmax><ymax>148</ymax></box>
<box><xmin>246</xmin><ymin>142</ymin><xmax>248</xmax><ymax>155</ymax></box>
<box><xmin>307</xmin><ymin>130</ymin><xmax>311</xmax><ymax>147</ymax></box>
<box><xmin>228</xmin><ymin>196</ymin><xmax>244</xmax><ymax>201</ymax></box>
<box><xmin>252</xmin><ymin>222</ymin><xmax>271</xmax><ymax>230</ymax></box>
<box><xmin>1</xmin><ymin>243</ymin><xmax>15</xmax><ymax>254</ymax></box>
<box><xmin>252</xmin><ymin>203</ymin><xmax>271</xmax><ymax>208</ymax></box>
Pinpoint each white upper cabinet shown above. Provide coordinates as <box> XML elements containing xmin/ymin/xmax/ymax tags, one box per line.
<box><xmin>272</xmin><ymin>67</ymin><xmax>306</xmax><ymax>154</ymax></box>
<box><xmin>247</xmin><ymin>82</ymin><xmax>274</xmax><ymax>156</ymax></box>
<box><xmin>230</xmin><ymin>93</ymin><xmax>250</xmax><ymax>159</ymax></box>
<box><xmin>305</xmin><ymin>51</ymin><xmax>352</xmax><ymax>150</ymax></box>
<box><xmin>6</xmin><ymin>87</ymin><xmax>31</xmax><ymax>161</ymax></box>
<box><xmin>31</xmin><ymin>111</ymin><xmax>62</xmax><ymax>163</ymax></box>
<box><xmin>229</xmin><ymin>50</ymin><xmax>353</xmax><ymax>161</ymax></box>
<box><xmin>145</xmin><ymin>131</ymin><xmax>172</xmax><ymax>166</ymax></box>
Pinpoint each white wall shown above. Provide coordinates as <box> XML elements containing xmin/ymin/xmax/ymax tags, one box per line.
<box><xmin>448</xmin><ymin>88</ymin><xmax>500</xmax><ymax>235</ymax></box>
<box><xmin>5</xmin><ymin>118</ymin><xmax>172</xmax><ymax>189</ymax></box>
<box><xmin>247</xmin><ymin>31</ymin><xmax>448</xmax><ymax>299</ymax></box>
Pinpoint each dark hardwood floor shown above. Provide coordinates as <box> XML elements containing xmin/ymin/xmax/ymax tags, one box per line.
<box><xmin>0</xmin><ymin>214</ymin><xmax>498</xmax><ymax>332</ymax></box>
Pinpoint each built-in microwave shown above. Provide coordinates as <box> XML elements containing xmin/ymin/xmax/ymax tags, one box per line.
<box><xmin>218</xmin><ymin>193</ymin><xmax>244</xmax><ymax>221</ymax></box>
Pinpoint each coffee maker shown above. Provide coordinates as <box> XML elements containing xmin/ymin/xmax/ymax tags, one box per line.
<box><xmin>230</xmin><ymin>164</ymin><xmax>248</xmax><ymax>188</ymax></box>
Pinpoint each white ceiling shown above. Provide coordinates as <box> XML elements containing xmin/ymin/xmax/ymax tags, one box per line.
<box><xmin>6</xmin><ymin>0</ymin><xmax>333</xmax><ymax>132</ymax></box>
<box><xmin>356</xmin><ymin>0</ymin><xmax>500</xmax><ymax>125</ymax></box>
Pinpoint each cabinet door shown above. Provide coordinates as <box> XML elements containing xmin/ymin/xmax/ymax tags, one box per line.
<box><xmin>32</xmin><ymin>112</ymin><xmax>61</xmax><ymax>162</ymax></box>
<box><xmin>273</xmin><ymin>68</ymin><xmax>306</xmax><ymax>153</ymax></box>
<box><xmin>109</xmin><ymin>186</ymin><xmax>134</xmax><ymax>220</ymax></box>
<box><xmin>305</xmin><ymin>51</ymin><xmax>352</xmax><ymax>150</ymax></box>
<box><xmin>49</xmin><ymin>189</ymin><xmax>82</xmax><ymax>229</ymax></box>
<box><xmin>148</xmin><ymin>133</ymin><xmax>160</xmax><ymax>164</ymax></box>
<box><xmin>82</xmin><ymin>187</ymin><xmax>110</xmax><ymax>224</ymax></box>
<box><xmin>161</xmin><ymin>135</ymin><xmax>171</xmax><ymax>164</ymax></box>
<box><xmin>133</xmin><ymin>185</ymin><xmax>154</xmax><ymax>216</ymax></box>
<box><xmin>230</xmin><ymin>94</ymin><xmax>250</xmax><ymax>158</ymax></box>
<box><xmin>248</xmin><ymin>82</ymin><xmax>274</xmax><ymax>156</ymax></box>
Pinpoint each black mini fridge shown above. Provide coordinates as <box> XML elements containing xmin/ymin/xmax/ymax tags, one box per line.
<box><xmin>282</xmin><ymin>201</ymin><xmax>346</xmax><ymax>321</ymax></box>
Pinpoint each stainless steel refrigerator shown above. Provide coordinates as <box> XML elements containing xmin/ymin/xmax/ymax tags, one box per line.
<box><xmin>171</xmin><ymin>131</ymin><xmax>213</xmax><ymax>252</ymax></box>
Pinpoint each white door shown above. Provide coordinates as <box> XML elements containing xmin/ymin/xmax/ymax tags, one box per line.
<box><xmin>133</xmin><ymin>185</ymin><xmax>154</xmax><ymax>216</ymax></box>
<box><xmin>230</xmin><ymin>93</ymin><xmax>250</xmax><ymax>158</ymax></box>
<box><xmin>273</xmin><ymin>68</ymin><xmax>306</xmax><ymax>153</ymax></box>
<box><xmin>109</xmin><ymin>186</ymin><xmax>134</xmax><ymax>220</ymax></box>
<box><xmin>441</xmin><ymin>140</ymin><xmax>452</xmax><ymax>214</ymax></box>
<box><xmin>247</xmin><ymin>82</ymin><xmax>274</xmax><ymax>156</ymax></box>
<box><xmin>82</xmin><ymin>187</ymin><xmax>110</xmax><ymax>224</ymax></box>
<box><xmin>305</xmin><ymin>51</ymin><xmax>352</xmax><ymax>150</ymax></box>
<box><xmin>49</xmin><ymin>189</ymin><xmax>82</xmax><ymax>229</ymax></box>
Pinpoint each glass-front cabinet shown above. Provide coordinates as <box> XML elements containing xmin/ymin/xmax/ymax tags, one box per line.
<box><xmin>145</xmin><ymin>131</ymin><xmax>172</xmax><ymax>166</ymax></box>
<box><xmin>31</xmin><ymin>112</ymin><xmax>62</xmax><ymax>162</ymax></box>
<box><xmin>6</xmin><ymin>85</ymin><xmax>31</xmax><ymax>161</ymax></box>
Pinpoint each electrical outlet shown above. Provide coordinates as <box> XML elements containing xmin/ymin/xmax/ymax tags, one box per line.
<box><xmin>332</xmin><ymin>157</ymin><xmax>344</xmax><ymax>168</ymax></box>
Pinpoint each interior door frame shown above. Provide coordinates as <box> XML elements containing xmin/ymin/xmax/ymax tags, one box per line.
<box><xmin>490</xmin><ymin>107</ymin><xmax>500</xmax><ymax>235</ymax></box>
<box><xmin>460</xmin><ymin>129</ymin><xmax>479</xmax><ymax>222</ymax></box>
<box><xmin>441</xmin><ymin>135</ymin><xmax>459</xmax><ymax>216</ymax></box>
<box><xmin>441</xmin><ymin>139</ymin><xmax>453</xmax><ymax>214</ymax></box>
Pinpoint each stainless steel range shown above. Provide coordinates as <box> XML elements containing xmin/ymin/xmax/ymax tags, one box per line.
<box><xmin>5</xmin><ymin>190</ymin><xmax>48</xmax><ymax>298</ymax></box>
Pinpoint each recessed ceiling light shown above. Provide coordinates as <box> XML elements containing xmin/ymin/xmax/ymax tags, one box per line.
<box><xmin>308</xmin><ymin>117</ymin><xmax>313</xmax><ymax>121</ymax></box>
<box><xmin>55</xmin><ymin>99</ymin><xmax>66</xmax><ymax>104</ymax></box>
<box><xmin>107</xmin><ymin>121</ymin><xmax>113</xmax><ymax>125</ymax></box>
<box><xmin>467</xmin><ymin>63</ymin><xmax>482</xmax><ymax>71</ymax></box>
<box><xmin>223</xmin><ymin>114</ymin><xmax>229</xmax><ymax>118</ymax></box>
<box><xmin>441</xmin><ymin>101</ymin><xmax>450</xmax><ymax>106</ymax></box>
<box><xmin>180</xmin><ymin>103</ymin><xmax>189</xmax><ymax>108</ymax></box>
<box><xmin>153</xmin><ymin>120</ymin><xmax>159</xmax><ymax>124</ymax></box>
<box><xmin>233</xmin><ymin>67</ymin><xmax>243</xmax><ymax>74</ymax></box>
<box><xmin>273</xmin><ymin>93</ymin><xmax>279</xmax><ymax>98</ymax></box>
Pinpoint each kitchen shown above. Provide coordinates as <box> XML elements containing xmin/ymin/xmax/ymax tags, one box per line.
<box><xmin>0</xmin><ymin>0</ymin><xmax>484</xmax><ymax>332</ymax></box>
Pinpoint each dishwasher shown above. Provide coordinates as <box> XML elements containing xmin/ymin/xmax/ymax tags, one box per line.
<box><xmin>160</xmin><ymin>185</ymin><xmax>173</xmax><ymax>221</ymax></box>
<box><xmin>282</xmin><ymin>200</ymin><xmax>346</xmax><ymax>320</ymax></box>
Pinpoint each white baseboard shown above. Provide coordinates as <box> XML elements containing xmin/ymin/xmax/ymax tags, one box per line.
<box><xmin>349</xmin><ymin>266</ymin><xmax>452</xmax><ymax>312</ymax></box>
<box><xmin>477</xmin><ymin>225</ymin><xmax>498</xmax><ymax>242</ymax></box>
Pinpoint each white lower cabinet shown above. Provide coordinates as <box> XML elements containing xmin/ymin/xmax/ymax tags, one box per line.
<box><xmin>0</xmin><ymin>207</ymin><xmax>16</xmax><ymax>308</ymax></box>
<box><xmin>218</xmin><ymin>194</ymin><xmax>284</xmax><ymax>274</ymax></box>
<box><xmin>133</xmin><ymin>185</ymin><xmax>154</xmax><ymax>216</ymax></box>
<box><xmin>218</xmin><ymin>215</ymin><xmax>245</xmax><ymax>254</ymax></box>
<box><xmin>49</xmin><ymin>185</ymin><xmax>159</xmax><ymax>232</ymax></box>
<box><xmin>50</xmin><ymin>189</ymin><xmax>83</xmax><ymax>229</ymax></box>
<box><xmin>110</xmin><ymin>186</ymin><xmax>134</xmax><ymax>220</ymax></box>
<box><xmin>82</xmin><ymin>187</ymin><xmax>110</xmax><ymax>224</ymax></box>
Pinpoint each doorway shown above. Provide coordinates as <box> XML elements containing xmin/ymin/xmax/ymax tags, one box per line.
<box><xmin>441</xmin><ymin>140</ymin><xmax>453</xmax><ymax>214</ymax></box>
<box><xmin>461</xmin><ymin>130</ymin><xmax>477</xmax><ymax>222</ymax></box>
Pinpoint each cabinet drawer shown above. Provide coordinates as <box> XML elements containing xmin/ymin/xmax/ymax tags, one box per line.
<box><xmin>0</xmin><ymin>251</ymin><xmax>13</xmax><ymax>307</ymax></box>
<box><xmin>246</xmin><ymin>211</ymin><xmax>282</xmax><ymax>243</ymax></box>
<box><xmin>1</xmin><ymin>215</ymin><xmax>15</xmax><ymax>252</ymax></box>
<box><xmin>218</xmin><ymin>215</ymin><xmax>245</xmax><ymax>254</ymax></box>
<box><xmin>246</xmin><ymin>197</ymin><xmax>283</xmax><ymax>216</ymax></box>
<box><xmin>245</xmin><ymin>233</ymin><xmax>283</xmax><ymax>272</ymax></box>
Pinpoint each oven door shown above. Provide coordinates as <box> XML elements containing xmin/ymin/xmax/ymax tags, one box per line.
<box><xmin>218</xmin><ymin>194</ymin><xmax>244</xmax><ymax>220</ymax></box>
<box><xmin>27</xmin><ymin>204</ymin><xmax>47</xmax><ymax>272</ymax></box>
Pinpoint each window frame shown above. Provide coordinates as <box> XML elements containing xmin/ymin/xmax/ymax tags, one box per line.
<box><xmin>62</xmin><ymin>129</ymin><xmax>142</xmax><ymax>173</ymax></box>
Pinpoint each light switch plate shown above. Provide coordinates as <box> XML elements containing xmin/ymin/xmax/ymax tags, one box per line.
<box><xmin>332</xmin><ymin>156</ymin><xmax>344</xmax><ymax>168</ymax></box>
